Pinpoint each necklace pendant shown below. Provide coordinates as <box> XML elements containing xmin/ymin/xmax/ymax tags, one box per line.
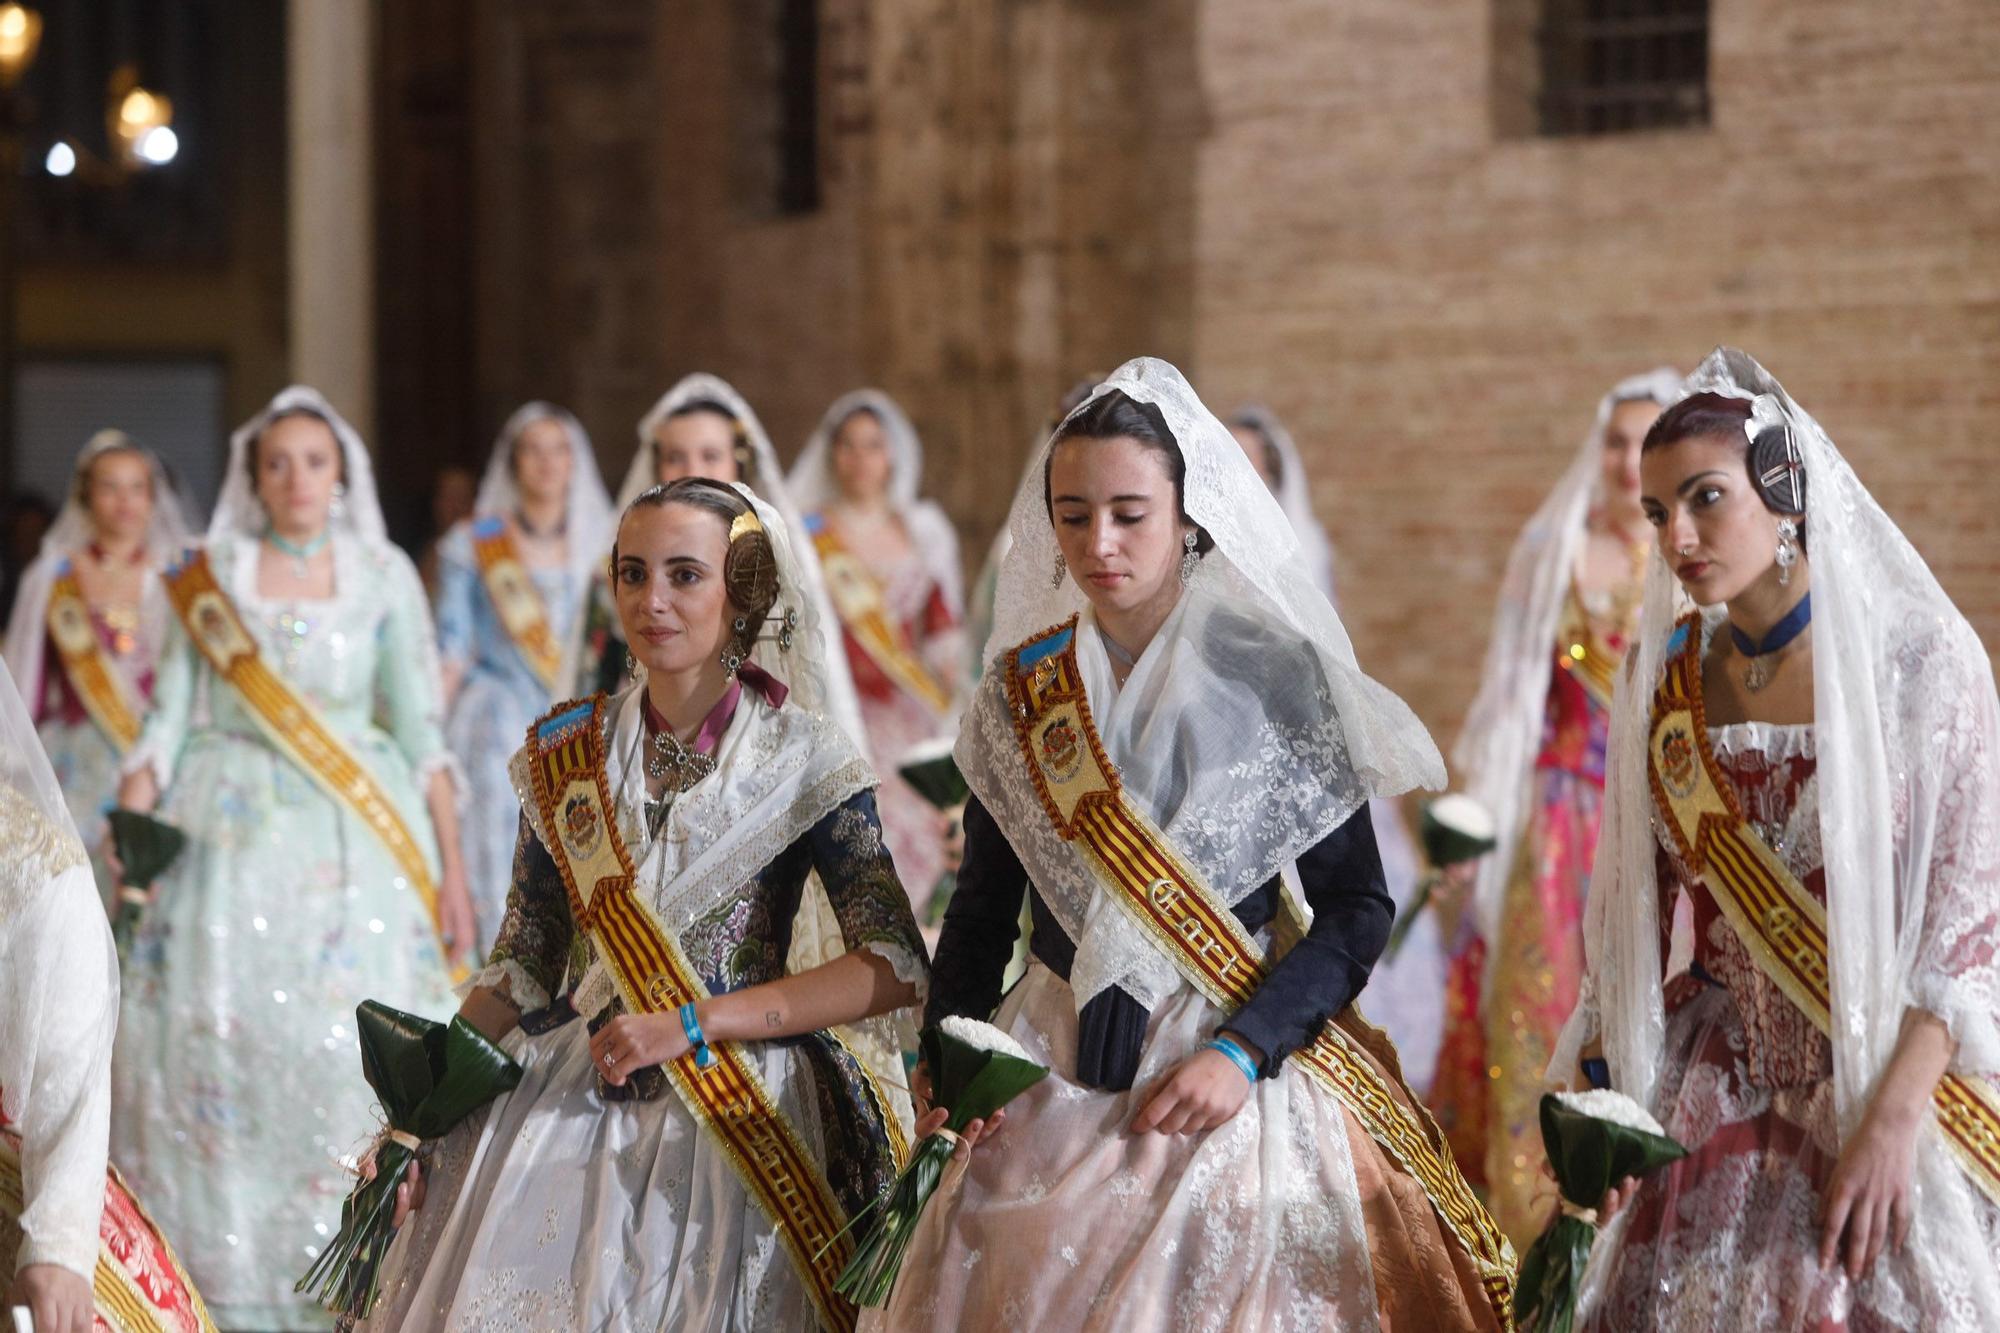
<box><xmin>1744</xmin><ymin>657</ymin><xmax>1770</xmax><ymax>692</ymax></box>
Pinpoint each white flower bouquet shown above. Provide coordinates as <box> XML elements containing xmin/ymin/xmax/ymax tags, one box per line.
<box><xmin>1382</xmin><ymin>793</ymin><xmax>1499</xmax><ymax>960</ymax></box>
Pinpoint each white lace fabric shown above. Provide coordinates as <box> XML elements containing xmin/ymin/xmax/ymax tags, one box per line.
<box><xmin>958</xmin><ymin>355</ymin><xmax>1445</xmax><ymax>1013</ymax></box>
<box><xmin>1555</xmin><ymin>347</ymin><xmax>2000</xmax><ymax>1322</ymax></box>
<box><xmin>1451</xmin><ymin>367</ymin><xmax>1681</xmax><ymax>954</ymax></box>
<box><xmin>0</xmin><ymin>658</ymin><xmax>118</xmax><ymax>1281</ymax></box>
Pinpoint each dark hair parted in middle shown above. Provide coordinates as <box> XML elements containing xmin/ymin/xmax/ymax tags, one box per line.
<box><xmin>1044</xmin><ymin>389</ymin><xmax>1214</xmax><ymax>553</ymax></box>
<box><xmin>1644</xmin><ymin>391</ymin><xmax>1807</xmax><ymax>521</ymax></box>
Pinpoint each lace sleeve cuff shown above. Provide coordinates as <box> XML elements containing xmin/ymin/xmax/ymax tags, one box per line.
<box><xmin>14</xmin><ymin>1225</ymin><xmax>99</xmax><ymax>1283</ymax></box>
<box><xmin>856</xmin><ymin>939</ymin><xmax>929</xmax><ymax>1007</ymax></box>
<box><xmin>459</xmin><ymin>957</ymin><xmax>548</xmax><ymax>1014</ymax></box>
<box><xmin>119</xmin><ymin>734</ymin><xmax>175</xmax><ymax>790</ymax></box>
<box><xmin>1910</xmin><ymin>974</ymin><xmax>2000</xmax><ymax>1075</ymax></box>
<box><xmin>413</xmin><ymin>749</ymin><xmax>467</xmax><ymax>811</ymax></box>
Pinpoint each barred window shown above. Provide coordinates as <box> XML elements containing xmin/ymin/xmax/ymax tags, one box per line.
<box><xmin>1538</xmin><ymin>0</ymin><xmax>1709</xmax><ymax>136</ymax></box>
<box><xmin>733</xmin><ymin>0</ymin><xmax>822</xmax><ymax>218</ymax></box>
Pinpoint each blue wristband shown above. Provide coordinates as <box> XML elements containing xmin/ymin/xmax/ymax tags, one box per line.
<box><xmin>679</xmin><ymin>1001</ymin><xmax>717</xmax><ymax>1070</ymax></box>
<box><xmin>1202</xmin><ymin>1035</ymin><xmax>1259</xmax><ymax>1085</ymax></box>
<box><xmin>1581</xmin><ymin>1057</ymin><xmax>1610</xmax><ymax>1090</ymax></box>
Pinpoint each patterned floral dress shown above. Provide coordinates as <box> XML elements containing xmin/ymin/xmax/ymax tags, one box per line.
<box><xmin>433</xmin><ymin>518</ymin><xmax>589</xmax><ymax>956</ymax></box>
<box><xmin>109</xmin><ymin>532</ymin><xmax>461</xmax><ymax>1331</ymax></box>
<box><xmin>1433</xmin><ymin>579</ymin><xmax>1636</xmax><ymax>1242</ymax></box>
<box><xmin>364</xmin><ymin>694</ymin><xmax>929</xmax><ymax>1332</ymax></box>
<box><xmin>1585</xmin><ymin>721</ymin><xmax>2000</xmax><ymax>1330</ymax></box>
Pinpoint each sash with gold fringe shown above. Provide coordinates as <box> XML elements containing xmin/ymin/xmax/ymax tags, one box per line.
<box><xmin>806</xmin><ymin>515</ymin><xmax>952</xmax><ymax>713</ymax></box>
<box><xmin>161</xmin><ymin>551</ymin><xmax>460</xmax><ymax>979</ymax></box>
<box><xmin>1648</xmin><ymin>612</ymin><xmax>2000</xmax><ymax>1206</ymax></box>
<box><xmin>45</xmin><ymin>560</ymin><xmax>144</xmax><ymax>752</ymax></box>
<box><xmin>523</xmin><ymin>695</ymin><xmax>882</xmax><ymax>1333</ymax></box>
<box><xmin>0</xmin><ymin>1127</ymin><xmax>219</xmax><ymax>1332</ymax></box>
<box><xmin>469</xmin><ymin>515</ymin><xmax>565</xmax><ymax>692</ymax></box>
<box><xmin>1000</xmin><ymin>618</ymin><xmax>1518</xmax><ymax>1328</ymax></box>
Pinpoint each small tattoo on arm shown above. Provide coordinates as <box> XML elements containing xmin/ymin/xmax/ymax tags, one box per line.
<box><xmin>765</xmin><ymin>1009</ymin><xmax>783</xmax><ymax>1031</ymax></box>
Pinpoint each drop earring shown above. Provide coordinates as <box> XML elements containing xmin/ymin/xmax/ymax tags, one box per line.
<box><xmin>1775</xmin><ymin>518</ymin><xmax>1799</xmax><ymax>587</ymax></box>
<box><xmin>1050</xmin><ymin>552</ymin><xmax>1067</xmax><ymax>588</ymax></box>
<box><xmin>1178</xmin><ymin>531</ymin><xmax>1199</xmax><ymax>585</ymax></box>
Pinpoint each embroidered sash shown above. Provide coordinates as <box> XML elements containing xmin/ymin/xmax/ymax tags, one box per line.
<box><xmin>807</xmin><ymin>516</ymin><xmax>952</xmax><ymax>713</ymax></box>
<box><xmin>0</xmin><ymin>1126</ymin><xmax>219</xmax><ymax>1332</ymax></box>
<box><xmin>161</xmin><ymin>551</ymin><xmax>460</xmax><ymax>978</ymax></box>
<box><xmin>524</xmin><ymin>696</ymin><xmax>867</xmax><ymax>1333</ymax></box>
<box><xmin>1648</xmin><ymin>613</ymin><xmax>2000</xmax><ymax>1206</ymax></box>
<box><xmin>1001</xmin><ymin>619</ymin><xmax>1518</xmax><ymax>1327</ymax></box>
<box><xmin>45</xmin><ymin>560</ymin><xmax>144</xmax><ymax>751</ymax></box>
<box><xmin>470</xmin><ymin>515</ymin><xmax>565</xmax><ymax>692</ymax></box>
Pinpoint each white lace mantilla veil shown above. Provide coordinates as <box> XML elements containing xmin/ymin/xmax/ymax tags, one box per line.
<box><xmin>1453</xmin><ymin>366</ymin><xmax>1683</xmax><ymax>958</ymax></box>
<box><xmin>2</xmin><ymin>430</ymin><xmax>195</xmax><ymax>705</ymax></box>
<box><xmin>474</xmin><ymin>401</ymin><xmax>616</xmax><ymax>588</ymax></box>
<box><xmin>1551</xmin><ymin>348</ymin><xmax>2000</xmax><ymax>1317</ymax></box>
<box><xmin>1228</xmin><ymin>403</ymin><xmax>1338</xmax><ymax>603</ymax></box>
<box><xmin>0</xmin><ymin>654</ymin><xmax>117</xmax><ymax>1275</ymax></box>
<box><xmin>620</xmin><ymin>374</ymin><xmax>865</xmax><ymax>743</ymax></box>
<box><xmin>788</xmin><ymin>387</ymin><xmax>965</xmax><ymax>616</ymax></box>
<box><xmin>960</xmin><ymin>355</ymin><xmax>1446</xmax><ymax>1014</ymax></box>
<box><xmin>210</xmin><ymin>385</ymin><xmax>388</xmax><ymax>546</ymax></box>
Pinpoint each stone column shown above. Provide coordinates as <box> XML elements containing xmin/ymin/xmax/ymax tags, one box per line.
<box><xmin>287</xmin><ymin>0</ymin><xmax>374</xmax><ymax>439</ymax></box>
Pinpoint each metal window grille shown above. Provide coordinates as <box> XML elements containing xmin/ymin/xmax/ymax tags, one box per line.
<box><xmin>1539</xmin><ymin>0</ymin><xmax>1709</xmax><ymax>136</ymax></box>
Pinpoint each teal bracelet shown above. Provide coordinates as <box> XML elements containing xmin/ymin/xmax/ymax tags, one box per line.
<box><xmin>1202</xmin><ymin>1035</ymin><xmax>1259</xmax><ymax>1085</ymax></box>
<box><xmin>679</xmin><ymin>1001</ymin><xmax>717</xmax><ymax>1070</ymax></box>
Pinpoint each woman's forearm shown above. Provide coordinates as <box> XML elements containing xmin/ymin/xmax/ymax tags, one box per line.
<box><xmin>699</xmin><ymin>950</ymin><xmax>915</xmax><ymax>1045</ymax></box>
<box><xmin>459</xmin><ymin>985</ymin><xmax>522</xmax><ymax>1043</ymax></box>
<box><xmin>425</xmin><ymin>769</ymin><xmax>465</xmax><ymax>877</ymax></box>
<box><xmin>1869</xmin><ymin>1008</ymin><xmax>1956</xmax><ymax>1128</ymax></box>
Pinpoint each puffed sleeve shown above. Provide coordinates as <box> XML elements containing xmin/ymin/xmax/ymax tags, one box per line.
<box><xmin>372</xmin><ymin>544</ymin><xmax>460</xmax><ymax>794</ymax></box>
<box><xmin>122</xmin><ymin>608</ymin><xmax>197</xmax><ymax>791</ymax></box>
<box><xmin>5</xmin><ymin>862</ymin><xmax>118</xmax><ymax>1281</ymax></box>
<box><xmin>805</xmin><ymin>787</ymin><xmax>930</xmax><ymax>1003</ymax></box>
<box><xmin>1225</xmin><ymin>805</ymin><xmax>1394</xmax><ymax>1076</ymax></box>
<box><xmin>467</xmin><ymin>809</ymin><xmax>576</xmax><ymax>1013</ymax></box>
<box><xmin>431</xmin><ymin>523</ymin><xmax>479</xmax><ymax>677</ymax></box>
<box><xmin>923</xmin><ymin>795</ymin><xmax>1027</xmax><ymax>1028</ymax></box>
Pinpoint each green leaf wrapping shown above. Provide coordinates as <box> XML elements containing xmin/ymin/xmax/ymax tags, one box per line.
<box><xmin>1513</xmin><ymin>1093</ymin><xmax>1689</xmax><ymax>1331</ymax></box>
<box><xmin>107</xmin><ymin>809</ymin><xmax>188</xmax><ymax>887</ymax></box>
<box><xmin>831</xmin><ymin>1025</ymin><xmax>1050</xmax><ymax>1307</ymax></box>
<box><xmin>1419</xmin><ymin>801</ymin><xmax>1498</xmax><ymax>868</ymax></box>
<box><xmin>896</xmin><ymin>747</ymin><xmax>970</xmax><ymax>811</ymax></box>
<box><xmin>294</xmin><ymin>1000</ymin><xmax>523</xmax><ymax>1320</ymax></box>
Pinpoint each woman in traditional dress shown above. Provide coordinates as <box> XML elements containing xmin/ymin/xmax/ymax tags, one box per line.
<box><xmin>1</xmin><ymin>658</ymin><xmax>214</xmax><ymax>1333</ymax></box>
<box><xmin>1550</xmin><ymin>348</ymin><xmax>2000</xmax><ymax>1329</ymax></box>
<box><xmin>1227</xmin><ymin>402</ymin><xmax>1440</xmax><ymax>1091</ymax></box>
<box><xmin>436</xmin><ymin>402</ymin><xmax>614</xmax><ymax>954</ymax></box>
<box><xmin>1427</xmin><ymin>368</ymin><xmax>1680</xmax><ymax>1239</ymax></box>
<box><xmin>789</xmin><ymin>390</ymin><xmax>966</xmax><ymax>920</ymax></box>
<box><xmin>2</xmin><ymin>430</ymin><xmax>192</xmax><ymax>909</ymax></box>
<box><xmin>108</xmin><ymin>387</ymin><xmax>472</xmax><ymax>1331</ymax></box>
<box><xmin>874</xmin><ymin>357</ymin><xmax>1511</xmax><ymax>1332</ymax></box>
<box><xmin>361</xmin><ymin>478</ymin><xmax>928</xmax><ymax>1332</ymax></box>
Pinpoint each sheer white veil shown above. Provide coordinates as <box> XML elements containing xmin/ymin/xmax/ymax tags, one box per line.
<box><xmin>1555</xmin><ymin>348</ymin><xmax>2000</xmax><ymax>1314</ymax></box>
<box><xmin>961</xmin><ymin>356</ymin><xmax>1445</xmax><ymax>1012</ymax></box>
<box><xmin>0</xmin><ymin>655</ymin><xmax>76</xmax><ymax>855</ymax></box>
<box><xmin>210</xmin><ymin>386</ymin><xmax>389</xmax><ymax>546</ymax></box>
<box><xmin>1227</xmin><ymin>403</ymin><xmax>1338</xmax><ymax>603</ymax></box>
<box><xmin>3</xmin><ymin>430</ymin><xmax>195</xmax><ymax>707</ymax></box>
<box><xmin>1453</xmin><ymin>367</ymin><xmax>1682</xmax><ymax>954</ymax></box>
<box><xmin>788</xmin><ymin>388</ymin><xmax>964</xmax><ymax>615</ymax></box>
<box><xmin>620</xmin><ymin>374</ymin><xmax>865</xmax><ymax>741</ymax></box>
<box><xmin>473</xmin><ymin>401</ymin><xmax>615</xmax><ymax>586</ymax></box>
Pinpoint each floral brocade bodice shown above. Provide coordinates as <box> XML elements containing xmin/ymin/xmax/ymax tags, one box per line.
<box><xmin>1658</xmin><ymin>722</ymin><xmax>1831</xmax><ymax>1089</ymax></box>
<box><xmin>1539</xmin><ymin>580</ymin><xmax>1639</xmax><ymax>784</ymax></box>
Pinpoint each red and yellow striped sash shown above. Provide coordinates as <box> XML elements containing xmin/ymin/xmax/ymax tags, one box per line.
<box><xmin>524</xmin><ymin>696</ymin><xmax>868</xmax><ymax>1333</ymax></box>
<box><xmin>162</xmin><ymin>551</ymin><xmax>460</xmax><ymax>979</ymax></box>
<box><xmin>1649</xmin><ymin>613</ymin><xmax>2000</xmax><ymax>1205</ymax></box>
<box><xmin>470</xmin><ymin>516</ymin><xmax>565</xmax><ymax>692</ymax></box>
<box><xmin>45</xmin><ymin>562</ymin><xmax>143</xmax><ymax>752</ymax></box>
<box><xmin>1001</xmin><ymin>619</ymin><xmax>1517</xmax><ymax>1328</ymax></box>
<box><xmin>809</xmin><ymin>520</ymin><xmax>952</xmax><ymax>714</ymax></box>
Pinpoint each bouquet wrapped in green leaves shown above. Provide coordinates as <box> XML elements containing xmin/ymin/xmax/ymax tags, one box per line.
<box><xmin>106</xmin><ymin>808</ymin><xmax>187</xmax><ymax>960</ymax></box>
<box><xmin>1514</xmin><ymin>1088</ymin><xmax>1688</xmax><ymax>1333</ymax></box>
<box><xmin>1382</xmin><ymin>793</ymin><xmax>1499</xmax><ymax>962</ymax></box>
<box><xmin>830</xmin><ymin>1016</ymin><xmax>1048</xmax><ymax>1306</ymax></box>
<box><xmin>898</xmin><ymin>737</ymin><xmax>970</xmax><ymax>927</ymax></box>
<box><xmin>295</xmin><ymin>1000</ymin><xmax>523</xmax><ymax>1321</ymax></box>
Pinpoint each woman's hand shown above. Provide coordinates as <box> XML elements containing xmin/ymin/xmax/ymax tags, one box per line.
<box><xmin>436</xmin><ymin>861</ymin><xmax>476</xmax><ymax>966</ymax></box>
<box><xmin>1129</xmin><ymin>1046</ymin><xmax>1255</xmax><ymax>1136</ymax></box>
<box><xmin>1819</xmin><ymin>1100</ymin><xmax>1921</xmax><ymax>1281</ymax></box>
<box><xmin>938</xmin><ymin>806</ymin><xmax>967</xmax><ymax>876</ymax></box>
<box><xmin>10</xmin><ymin>1263</ymin><xmax>94</xmax><ymax>1333</ymax></box>
<box><xmin>910</xmin><ymin>1061</ymin><xmax>1006</xmax><ymax>1148</ymax></box>
<box><xmin>1595</xmin><ymin>1174</ymin><xmax>1641</xmax><ymax>1223</ymax></box>
<box><xmin>358</xmin><ymin>1154</ymin><xmax>427</xmax><ymax>1229</ymax></box>
<box><xmin>588</xmin><ymin>1011</ymin><xmax>693</xmax><ymax>1087</ymax></box>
